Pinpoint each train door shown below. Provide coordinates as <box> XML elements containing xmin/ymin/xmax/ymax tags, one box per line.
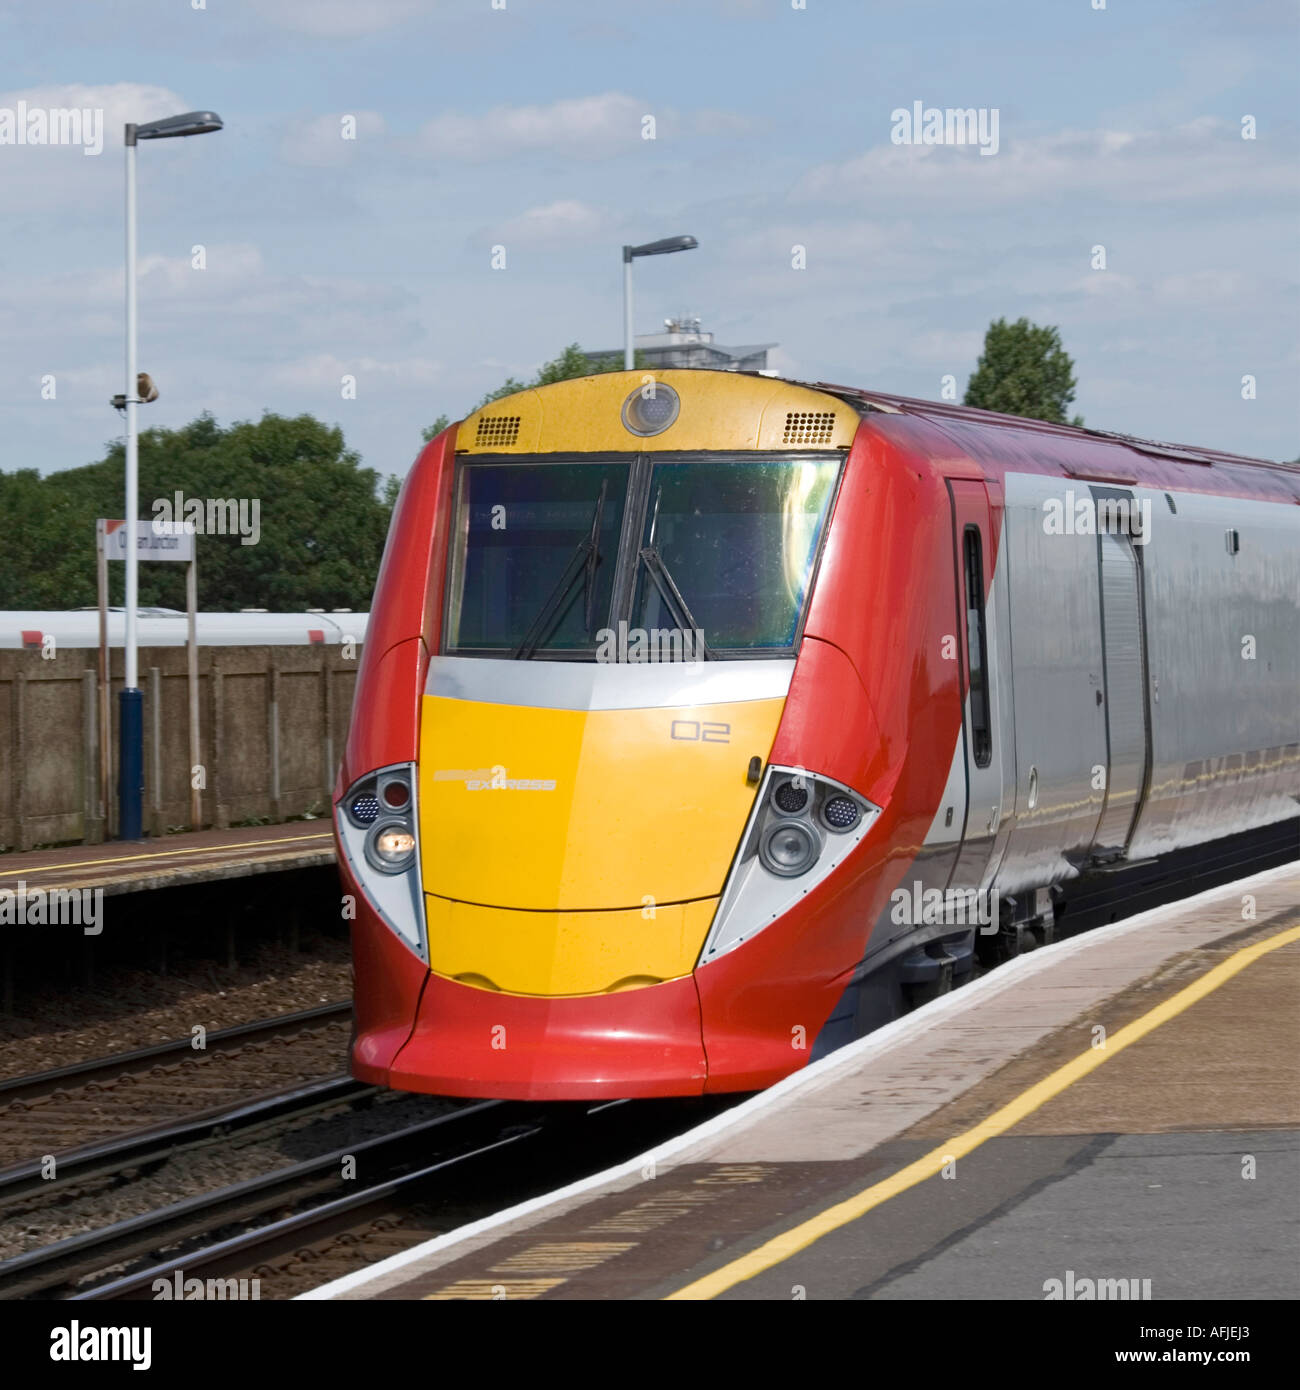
<box><xmin>1091</xmin><ymin>487</ymin><xmax>1152</xmax><ymax>859</ymax></box>
<box><xmin>945</xmin><ymin>479</ymin><xmax>1004</xmax><ymax>896</ymax></box>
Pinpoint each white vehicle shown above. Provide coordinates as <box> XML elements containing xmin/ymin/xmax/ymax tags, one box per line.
<box><xmin>0</xmin><ymin>609</ymin><xmax>369</xmax><ymax>649</ymax></box>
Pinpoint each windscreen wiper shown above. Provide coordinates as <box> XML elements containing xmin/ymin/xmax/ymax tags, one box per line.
<box><xmin>583</xmin><ymin>480</ymin><xmax>606</xmax><ymax>635</ymax></box>
<box><xmin>635</xmin><ymin>545</ymin><xmax>715</xmax><ymax>660</ymax></box>
<box><xmin>512</xmin><ymin>481</ymin><xmax>607</xmax><ymax>659</ymax></box>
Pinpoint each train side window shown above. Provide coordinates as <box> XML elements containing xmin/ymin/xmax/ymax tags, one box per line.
<box><xmin>963</xmin><ymin>526</ymin><xmax>992</xmax><ymax>768</ymax></box>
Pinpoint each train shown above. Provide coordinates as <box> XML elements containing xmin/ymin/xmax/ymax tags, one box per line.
<box><xmin>0</xmin><ymin>609</ymin><xmax>369</xmax><ymax>648</ymax></box>
<box><xmin>335</xmin><ymin>368</ymin><xmax>1299</xmax><ymax>1100</ymax></box>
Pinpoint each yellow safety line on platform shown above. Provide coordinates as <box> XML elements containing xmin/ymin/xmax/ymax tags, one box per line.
<box><xmin>666</xmin><ymin>917</ymin><xmax>1300</xmax><ymax>1300</ymax></box>
<box><xmin>0</xmin><ymin>831</ymin><xmax>334</xmax><ymax>880</ymax></box>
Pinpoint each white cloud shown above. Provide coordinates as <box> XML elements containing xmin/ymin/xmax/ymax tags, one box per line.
<box><xmin>280</xmin><ymin>111</ymin><xmax>386</xmax><ymax>168</ymax></box>
<box><xmin>689</xmin><ymin>108</ymin><xmax>756</xmax><ymax>138</ymax></box>
<box><xmin>798</xmin><ymin>118</ymin><xmax>1299</xmax><ymax>208</ymax></box>
<box><xmin>0</xmin><ymin>83</ymin><xmax>207</xmax><ymax>213</ymax></box>
<box><xmin>0</xmin><ymin>243</ymin><xmax>427</xmax><ymax>391</ymax></box>
<box><xmin>494</xmin><ymin>199</ymin><xmax>610</xmax><ymax>245</ymax></box>
<box><xmin>417</xmin><ymin>92</ymin><xmax>753</xmax><ymax>163</ymax></box>
<box><xmin>725</xmin><ymin>219</ymin><xmax>926</xmax><ymax>276</ymax></box>
<box><xmin>908</xmin><ymin>328</ymin><xmax>985</xmax><ymax>364</ymax></box>
<box><xmin>1078</xmin><ymin>272</ymin><xmax>1141</xmax><ymax>298</ymax></box>
<box><xmin>0</xmin><ymin>82</ymin><xmax>190</xmax><ymax>140</ymax></box>
<box><xmin>268</xmin><ymin>353</ymin><xmax>442</xmax><ymax>391</ymax></box>
<box><xmin>419</xmin><ymin>92</ymin><xmax>647</xmax><ymax>161</ymax></box>
<box><xmin>1153</xmin><ymin>269</ymin><xmax>1254</xmax><ymax>304</ymax></box>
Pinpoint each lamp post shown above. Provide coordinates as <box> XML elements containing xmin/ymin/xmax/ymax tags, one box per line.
<box><xmin>622</xmin><ymin>236</ymin><xmax>698</xmax><ymax>369</ymax></box>
<box><xmin>120</xmin><ymin>110</ymin><xmax>222</xmax><ymax>841</ymax></box>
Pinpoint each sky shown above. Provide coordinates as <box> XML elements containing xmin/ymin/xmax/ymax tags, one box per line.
<box><xmin>2</xmin><ymin>0</ymin><xmax>1297</xmax><ymax>486</ymax></box>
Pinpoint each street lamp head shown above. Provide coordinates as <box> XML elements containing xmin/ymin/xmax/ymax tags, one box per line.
<box><xmin>621</xmin><ymin>234</ymin><xmax>697</xmax><ymax>371</ymax></box>
<box><xmin>624</xmin><ymin>235</ymin><xmax>699</xmax><ymax>262</ymax></box>
<box><xmin>134</xmin><ymin>111</ymin><xmax>224</xmax><ymax>141</ymax></box>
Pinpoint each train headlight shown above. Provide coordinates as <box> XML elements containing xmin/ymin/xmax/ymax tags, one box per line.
<box><xmin>759</xmin><ymin>819</ymin><xmax>820</xmax><ymax>877</ymax></box>
<box><xmin>771</xmin><ymin>777</ymin><xmax>809</xmax><ymax>815</ymax></box>
<box><xmin>820</xmin><ymin>795</ymin><xmax>860</xmax><ymax>832</ymax></box>
<box><xmin>621</xmin><ymin>382</ymin><xmax>680</xmax><ymax>437</ymax></box>
<box><xmin>366</xmin><ymin>819</ymin><xmax>416</xmax><ymax>874</ymax></box>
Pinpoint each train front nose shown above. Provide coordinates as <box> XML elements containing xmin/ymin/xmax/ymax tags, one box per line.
<box><xmin>417</xmin><ymin>677</ymin><xmax>786</xmax><ymax>996</ymax></box>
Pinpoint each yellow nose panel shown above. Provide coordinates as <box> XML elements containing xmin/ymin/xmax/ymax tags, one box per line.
<box><xmin>417</xmin><ymin>693</ymin><xmax>784</xmax><ymax>912</ymax></box>
<box><xmin>424</xmin><ymin>895</ymin><xmax>720</xmax><ymax>996</ymax></box>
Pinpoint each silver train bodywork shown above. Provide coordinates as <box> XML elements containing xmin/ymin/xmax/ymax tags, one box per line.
<box><xmin>929</xmin><ymin>473</ymin><xmax>1299</xmax><ymax>907</ymax></box>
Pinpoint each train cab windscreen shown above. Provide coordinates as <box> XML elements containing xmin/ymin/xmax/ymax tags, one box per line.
<box><xmin>444</xmin><ymin>454</ymin><xmax>841</xmax><ymax>658</ymax></box>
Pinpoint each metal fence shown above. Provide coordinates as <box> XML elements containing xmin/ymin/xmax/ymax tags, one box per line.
<box><xmin>0</xmin><ymin>645</ymin><xmax>359</xmax><ymax>850</ymax></box>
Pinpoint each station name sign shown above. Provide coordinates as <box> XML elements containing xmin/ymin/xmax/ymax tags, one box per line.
<box><xmin>97</xmin><ymin>518</ymin><xmax>196</xmax><ymax>563</ymax></box>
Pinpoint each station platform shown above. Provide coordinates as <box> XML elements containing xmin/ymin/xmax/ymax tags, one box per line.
<box><xmin>0</xmin><ymin>821</ymin><xmax>335</xmax><ymax>897</ymax></box>
<box><xmin>306</xmin><ymin>860</ymin><xmax>1300</xmax><ymax>1302</ymax></box>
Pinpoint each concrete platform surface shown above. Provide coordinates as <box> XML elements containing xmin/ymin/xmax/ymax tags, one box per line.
<box><xmin>0</xmin><ymin>821</ymin><xmax>334</xmax><ymax>896</ymax></box>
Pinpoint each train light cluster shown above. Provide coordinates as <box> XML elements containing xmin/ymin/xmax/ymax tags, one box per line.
<box><xmin>346</xmin><ymin>770</ymin><xmax>417</xmax><ymax>873</ymax></box>
<box><xmin>699</xmin><ymin>766</ymin><xmax>881</xmax><ymax>964</ymax></box>
<box><xmin>336</xmin><ymin>764</ymin><xmax>427</xmax><ymax>961</ymax></box>
<box><xmin>757</xmin><ymin>776</ymin><xmax>865</xmax><ymax>879</ymax></box>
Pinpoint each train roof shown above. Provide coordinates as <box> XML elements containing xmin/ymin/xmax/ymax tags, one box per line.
<box><xmin>458</xmin><ymin>368</ymin><xmax>1296</xmax><ymax>479</ymax></box>
<box><xmin>803</xmin><ymin>380</ymin><xmax>1296</xmax><ymax>475</ymax></box>
<box><xmin>684</xmin><ymin>374</ymin><xmax>1300</xmax><ymax>506</ymax></box>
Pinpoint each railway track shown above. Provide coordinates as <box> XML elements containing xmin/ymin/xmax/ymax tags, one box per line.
<box><xmin>0</xmin><ymin>1000</ymin><xmax>352</xmax><ymax>1105</ymax></box>
<box><xmin>0</xmin><ymin>1083</ymin><xmax>519</xmax><ymax>1301</ymax></box>
<box><xmin>75</xmin><ymin>1095</ymin><xmax>727</xmax><ymax>1302</ymax></box>
<box><xmin>0</xmin><ymin>1002</ymin><xmax>353</xmax><ymax>1167</ymax></box>
<box><xmin>74</xmin><ymin>1104</ymin><xmax>534</xmax><ymax>1301</ymax></box>
<box><xmin>0</xmin><ymin>1074</ymin><xmax>368</xmax><ymax>1207</ymax></box>
<box><xmin>0</xmin><ymin>1057</ymin><xmax>736</xmax><ymax>1302</ymax></box>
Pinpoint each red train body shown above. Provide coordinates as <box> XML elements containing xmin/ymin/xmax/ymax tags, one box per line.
<box><xmin>337</xmin><ymin>371</ymin><xmax>1299</xmax><ymax>1098</ymax></box>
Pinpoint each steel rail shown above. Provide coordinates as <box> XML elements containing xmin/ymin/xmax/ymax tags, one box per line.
<box><xmin>0</xmin><ymin>1000</ymin><xmax>352</xmax><ymax>1105</ymax></box>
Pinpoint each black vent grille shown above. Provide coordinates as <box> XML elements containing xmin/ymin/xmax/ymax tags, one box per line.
<box><xmin>783</xmin><ymin>410</ymin><xmax>837</xmax><ymax>445</ymax></box>
<box><xmin>475</xmin><ymin>415</ymin><xmax>521</xmax><ymax>447</ymax></box>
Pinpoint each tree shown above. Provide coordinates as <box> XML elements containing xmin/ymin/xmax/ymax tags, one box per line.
<box><xmin>421</xmin><ymin>342</ymin><xmax>645</xmax><ymax>443</ymax></box>
<box><xmin>964</xmin><ymin>317</ymin><xmax>1083</xmax><ymax>426</ymax></box>
<box><xmin>0</xmin><ymin>412</ymin><xmax>392</xmax><ymax>611</ymax></box>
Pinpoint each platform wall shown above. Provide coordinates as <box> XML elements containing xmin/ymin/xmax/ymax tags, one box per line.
<box><xmin>0</xmin><ymin>645</ymin><xmax>360</xmax><ymax>849</ymax></box>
